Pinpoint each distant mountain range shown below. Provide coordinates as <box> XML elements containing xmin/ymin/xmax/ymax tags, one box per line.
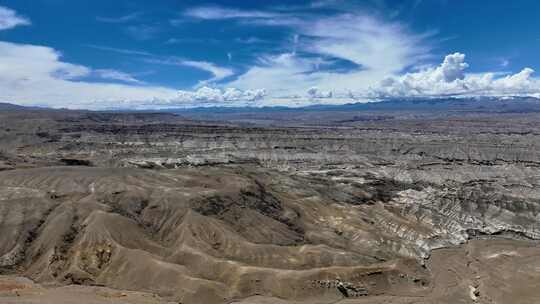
<box><xmin>3</xmin><ymin>96</ymin><xmax>540</xmax><ymax>114</ymax></box>
<box><xmin>0</xmin><ymin>102</ymin><xmax>50</xmax><ymax>111</ymax></box>
<box><xmin>170</xmin><ymin>96</ymin><xmax>540</xmax><ymax>114</ymax></box>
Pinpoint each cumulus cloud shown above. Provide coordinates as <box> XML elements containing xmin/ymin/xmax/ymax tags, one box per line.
<box><xmin>223</xmin><ymin>87</ymin><xmax>266</xmax><ymax>101</ymax></box>
<box><xmin>174</xmin><ymin>87</ymin><xmax>266</xmax><ymax>106</ymax></box>
<box><xmin>0</xmin><ymin>6</ymin><xmax>30</xmax><ymax>30</ymax></box>
<box><xmin>438</xmin><ymin>52</ymin><xmax>468</xmax><ymax>82</ymax></box>
<box><xmin>307</xmin><ymin>87</ymin><xmax>333</xmax><ymax>98</ymax></box>
<box><xmin>371</xmin><ymin>53</ymin><xmax>540</xmax><ymax>98</ymax></box>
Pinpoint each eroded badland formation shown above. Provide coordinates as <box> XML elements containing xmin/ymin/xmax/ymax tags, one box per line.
<box><xmin>1</xmin><ymin>99</ymin><xmax>539</xmax><ymax>304</ymax></box>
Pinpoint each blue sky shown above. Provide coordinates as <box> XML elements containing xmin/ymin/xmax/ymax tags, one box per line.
<box><xmin>1</xmin><ymin>0</ymin><xmax>540</xmax><ymax>109</ymax></box>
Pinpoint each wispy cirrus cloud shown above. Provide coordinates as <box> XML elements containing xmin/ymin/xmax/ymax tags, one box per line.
<box><xmin>184</xmin><ymin>6</ymin><xmax>281</xmax><ymax>20</ymax></box>
<box><xmin>174</xmin><ymin>6</ymin><xmax>289</xmax><ymax>26</ymax></box>
<box><xmin>181</xmin><ymin>60</ymin><xmax>234</xmax><ymax>83</ymax></box>
<box><xmin>0</xmin><ymin>5</ymin><xmax>30</xmax><ymax>30</ymax></box>
<box><xmin>94</xmin><ymin>69</ymin><xmax>142</xmax><ymax>84</ymax></box>
<box><xmin>165</xmin><ymin>37</ymin><xmax>220</xmax><ymax>44</ymax></box>
<box><xmin>86</xmin><ymin>44</ymin><xmax>152</xmax><ymax>56</ymax></box>
<box><xmin>145</xmin><ymin>57</ymin><xmax>234</xmax><ymax>84</ymax></box>
<box><xmin>88</xmin><ymin>43</ymin><xmax>234</xmax><ymax>84</ymax></box>
<box><xmin>183</xmin><ymin>4</ymin><xmax>454</xmax><ymax>103</ymax></box>
<box><xmin>225</xmin><ymin>10</ymin><xmax>435</xmax><ymax>99</ymax></box>
<box><xmin>234</xmin><ymin>36</ymin><xmax>270</xmax><ymax>44</ymax></box>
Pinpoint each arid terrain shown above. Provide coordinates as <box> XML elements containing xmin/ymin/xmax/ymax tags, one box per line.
<box><xmin>1</xmin><ymin>99</ymin><xmax>540</xmax><ymax>304</ymax></box>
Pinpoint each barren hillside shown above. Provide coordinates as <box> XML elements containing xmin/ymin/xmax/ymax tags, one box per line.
<box><xmin>0</xmin><ymin>104</ymin><xmax>539</xmax><ymax>303</ymax></box>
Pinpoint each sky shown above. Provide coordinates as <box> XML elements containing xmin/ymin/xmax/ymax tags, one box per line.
<box><xmin>1</xmin><ymin>0</ymin><xmax>540</xmax><ymax>109</ymax></box>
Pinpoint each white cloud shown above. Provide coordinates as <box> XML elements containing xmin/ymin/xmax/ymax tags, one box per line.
<box><xmin>174</xmin><ymin>87</ymin><xmax>266</xmax><ymax>106</ymax></box>
<box><xmin>94</xmin><ymin>69</ymin><xmax>142</xmax><ymax>84</ymax></box>
<box><xmin>146</xmin><ymin>57</ymin><xmax>234</xmax><ymax>84</ymax></box>
<box><xmin>88</xmin><ymin>45</ymin><xmax>233</xmax><ymax>84</ymax></box>
<box><xmin>0</xmin><ymin>41</ymin><xmax>266</xmax><ymax>109</ymax></box>
<box><xmin>227</xmin><ymin>14</ymin><xmax>433</xmax><ymax>99</ymax></box>
<box><xmin>301</xmin><ymin>14</ymin><xmax>433</xmax><ymax>74</ymax></box>
<box><xmin>184</xmin><ymin>5</ymin><xmax>304</xmax><ymax>28</ymax></box>
<box><xmin>307</xmin><ymin>87</ymin><xmax>333</xmax><ymax>98</ymax></box>
<box><xmin>0</xmin><ymin>41</ymin><xmax>178</xmax><ymax>109</ymax></box>
<box><xmin>4</xmin><ymin>4</ymin><xmax>540</xmax><ymax>109</ymax></box>
<box><xmin>371</xmin><ymin>53</ymin><xmax>540</xmax><ymax>98</ymax></box>
<box><xmin>437</xmin><ymin>52</ymin><xmax>468</xmax><ymax>82</ymax></box>
<box><xmin>184</xmin><ymin>6</ymin><xmax>280</xmax><ymax>19</ymax></box>
<box><xmin>214</xmin><ymin>5</ymin><xmax>540</xmax><ymax>103</ymax></box>
<box><xmin>492</xmin><ymin>68</ymin><xmax>536</xmax><ymax>93</ymax></box>
<box><xmin>0</xmin><ymin>6</ymin><xmax>30</xmax><ymax>30</ymax></box>
<box><xmin>181</xmin><ymin>6</ymin><xmax>439</xmax><ymax>102</ymax></box>
<box><xmin>0</xmin><ymin>41</ymin><xmax>90</xmax><ymax>81</ymax></box>
<box><xmin>181</xmin><ymin>60</ymin><xmax>234</xmax><ymax>83</ymax></box>
<box><xmin>86</xmin><ymin>44</ymin><xmax>152</xmax><ymax>56</ymax></box>
<box><xmin>227</xmin><ymin>53</ymin><xmax>319</xmax><ymax>96</ymax></box>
